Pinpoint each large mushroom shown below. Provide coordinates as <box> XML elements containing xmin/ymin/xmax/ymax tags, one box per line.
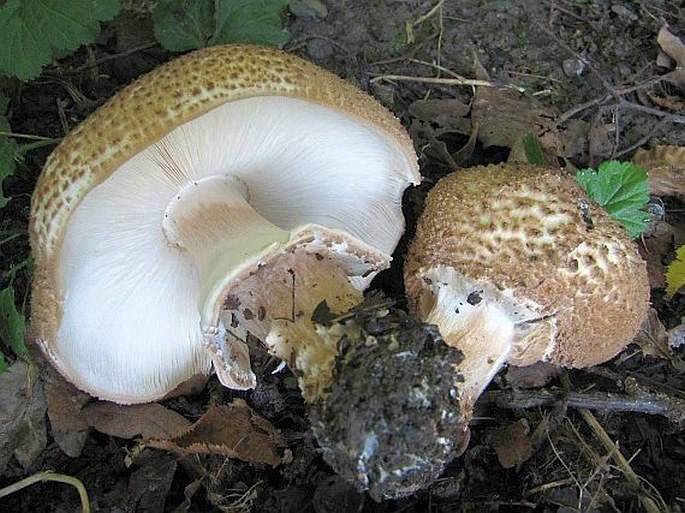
<box><xmin>30</xmin><ymin>45</ymin><xmax>464</xmax><ymax>500</ymax></box>
<box><xmin>405</xmin><ymin>163</ymin><xmax>650</xmax><ymax>422</ymax></box>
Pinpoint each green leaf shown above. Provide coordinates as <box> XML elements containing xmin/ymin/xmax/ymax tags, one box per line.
<box><xmin>575</xmin><ymin>160</ymin><xmax>650</xmax><ymax>239</ymax></box>
<box><xmin>0</xmin><ymin>351</ymin><xmax>8</xmax><ymax>372</ymax></box>
<box><xmin>522</xmin><ymin>133</ymin><xmax>545</xmax><ymax>166</ymax></box>
<box><xmin>666</xmin><ymin>246</ymin><xmax>685</xmax><ymax>298</ymax></box>
<box><xmin>0</xmin><ymin>0</ymin><xmax>121</xmax><ymax>81</ymax></box>
<box><xmin>153</xmin><ymin>0</ymin><xmax>215</xmax><ymax>52</ymax></box>
<box><xmin>153</xmin><ymin>0</ymin><xmax>289</xmax><ymax>52</ymax></box>
<box><xmin>0</xmin><ymin>287</ymin><xmax>28</xmax><ymax>362</ymax></box>
<box><xmin>211</xmin><ymin>0</ymin><xmax>290</xmax><ymax>47</ymax></box>
<box><xmin>0</xmin><ymin>95</ymin><xmax>18</xmax><ymax>209</ymax></box>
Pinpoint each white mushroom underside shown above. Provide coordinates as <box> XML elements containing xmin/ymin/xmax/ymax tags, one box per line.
<box><xmin>54</xmin><ymin>96</ymin><xmax>416</xmax><ymax>402</ymax></box>
<box><xmin>417</xmin><ymin>266</ymin><xmax>556</xmax><ymax>407</ymax></box>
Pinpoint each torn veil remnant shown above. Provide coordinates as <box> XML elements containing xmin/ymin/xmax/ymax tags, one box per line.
<box><xmin>405</xmin><ymin>163</ymin><xmax>650</xmax><ymax>424</ymax></box>
<box><xmin>30</xmin><ymin>44</ymin><xmax>469</xmax><ymax>501</ymax></box>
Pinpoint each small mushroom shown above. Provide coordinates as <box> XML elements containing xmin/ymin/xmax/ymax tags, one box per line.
<box><xmin>405</xmin><ymin>163</ymin><xmax>650</xmax><ymax>420</ymax></box>
<box><xmin>29</xmin><ymin>44</ymin><xmax>420</xmax><ymax>404</ymax></box>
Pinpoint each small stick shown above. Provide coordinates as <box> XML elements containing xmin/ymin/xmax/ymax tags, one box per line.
<box><xmin>370</xmin><ymin>73</ymin><xmax>526</xmax><ymax>92</ymax></box>
<box><xmin>578</xmin><ymin>408</ymin><xmax>666</xmax><ymax>513</ymax></box>
<box><xmin>483</xmin><ymin>388</ymin><xmax>685</xmax><ymax>425</ymax></box>
<box><xmin>0</xmin><ymin>471</ymin><xmax>90</xmax><ymax>512</ymax></box>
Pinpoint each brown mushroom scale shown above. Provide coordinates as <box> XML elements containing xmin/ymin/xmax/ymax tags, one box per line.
<box><xmin>405</xmin><ymin>163</ymin><xmax>650</xmax><ymax>421</ymax></box>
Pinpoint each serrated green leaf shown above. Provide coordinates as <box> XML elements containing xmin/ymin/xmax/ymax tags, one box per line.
<box><xmin>575</xmin><ymin>160</ymin><xmax>650</xmax><ymax>239</ymax></box>
<box><xmin>0</xmin><ymin>96</ymin><xmax>18</xmax><ymax>209</ymax></box>
<box><xmin>153</xmin><ymin>0</ymin><xmax>215</xmax><ymax>52</ymax></box>
<box><xmin>666</xmin><ymin>246</ymin><xmax>685</xmax><ymax>298</ymax></box>
<box><xmin>211</xmin><ymin>0</ymin><xmax>290</xmax><ymax>47</ymax></box>
<box><xmin>0</xmin><ymin>287</ymin><xmax>28</xmax><ymax>362</ymax></box>
<box><xmin>0</xmin><ymin>0</ymin><xmax>121</xmax><ymax>81</ymax></box>
<box><xmin>153</xmin><ymin>0</ymin><xmax>289</xmax><ymax>52</ymax></box>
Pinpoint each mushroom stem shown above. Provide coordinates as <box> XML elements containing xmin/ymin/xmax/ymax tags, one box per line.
<box><xmin>213</xmin><ymin>228</ymin><xmax>377</xmax><ymax>401</ymax></box>
<box><xmin>416</xmin><ymin>265</ymin><xmax>554</xmax><ymax>417</ymax></box>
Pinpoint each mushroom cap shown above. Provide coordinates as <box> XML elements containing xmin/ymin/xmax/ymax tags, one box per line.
<box><xmin>30</xmin><ymin>44</ymin><xmax>419</xmax><ymax>403</ymax></box>
<box><xmin>405</xmin><ymin>163</ymin><xmax>650</xmax><ymax>368</ymax></box>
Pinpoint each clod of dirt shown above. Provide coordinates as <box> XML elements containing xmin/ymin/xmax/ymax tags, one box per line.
<box><xmin>308</xmin><ymin>303</ymin><xmax>465</xmax><ymax>502</ymax></box>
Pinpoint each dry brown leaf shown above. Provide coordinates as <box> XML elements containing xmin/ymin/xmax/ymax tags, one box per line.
<box><xmin>634</xmin><ymin>307</ymin><xmax>671</xmax><ymax>358</ymax></box>
<box><xmin>148</xmin><ymin>399</ymin><xmax>291</xmax><ymax>467</ymax></box>
<box><xmin>83</xmin><ymin>402</ymin><xmax>191</xmax><ymax>440</ymax></box>
<box><xmin>491</xmin><ymin>419</ymin><xmax>533</xmax><ymax>469</ymax></box>
<box><xmin>471</xmin><ymin>85</ymin><xmax>561</xmax><ymax>162</ymax></box>
<box><xmin>44</xmin><ymin>366</ymin><xmax>91</xmax><ymax>457</ymax></box>
<box><xmin>408</xmin><ymin>98</ymin><xmax>471</xmax><ymax>131</ymax></box>
<box><xmin>0</xmin><ymin>361</ymin><xmax>47</xmax><ymax>473</ymax></box>
<box><xmin>657</xmin><ymin>25</ymin><xmax>685</xmax><ymax>87</ymax></box>
<box><xmin>634</xmin><ymin>145</ymin><xmax>685</xmax><ymax>198</ymax></box>
<box><xmin>505</xmin><ymin>362</ymin><xmax>562</xmax><ymax>389</ymax></box>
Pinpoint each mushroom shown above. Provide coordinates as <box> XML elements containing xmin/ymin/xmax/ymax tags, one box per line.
<box><xmin>405</xmin><ymin>163</ymin><xmax>650</xmax><ymax>422</ymax></box>
<box><xmin>30</xmin><ymin>44</ymin><xmax>468</xmax><ymax>500</ymax></box>
<box><xmin>29</xmin><ymin>44</ymin><xmax>420</xmax><ymax>404</ymax></box>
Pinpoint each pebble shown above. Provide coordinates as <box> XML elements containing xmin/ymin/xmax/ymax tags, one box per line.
<box><xmin>290</xmin><ymin>0</ymin><xmax>328</xmax><ymax>21</ymax></box>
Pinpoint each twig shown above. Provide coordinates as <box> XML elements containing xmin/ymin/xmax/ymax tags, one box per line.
<box><xmin>578</xmin><ymin>408</ymin><xmax>666</xmax><ymax>513</ymax></box>
<box><xmin>46</xmin><ymin>43</ymin><xmax>158</xmax><ymax>75</ymax></box>
<box><xmin>0</xmin><ymin>471</ymin><xmax>90</xmax><ymax>513</ymax></box>
<box><xmin>370</xmin><ymin>73</ymin><xmax>526</xmax><ymax>92</ymax></box>
<box><xmin>483</xmin><ymin>388</ymin><xmax>685</xmax><ymax>425</ymax></box>
<box><xmin>0</xmin><ymin>131</ymin><xmax>57</xmax><ymax>142</ymax></box>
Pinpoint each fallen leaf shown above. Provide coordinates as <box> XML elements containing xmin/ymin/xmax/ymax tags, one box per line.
<box><xmin>471</xmin><ymin>85</ymin><xmax>561</xmax><ymax>164</ymax></box>
<box><xmin>505</xmin><ymin>362</ymin><xmax>562</xmax><ymax>389</ymax></box>
<box><xmin>491</xmin><ymin>419</ymin><xmax>533</xmax><ymax>469</ymax></box>
<box><xmin>0</xmin><ymin>361</ymin><xmax>47</xmax><ymax>473</ymax></box>
<box><xmin>634</xmin><ymin>307</ymin><xmax>671</xmax><ymax>358</ymax></box>
<box><xmin>666</xmin><ymin>245</ymin><xmax>685</xmax><ymax>298</ymax></box>
<box><xmin>633</xmin><ymin>145</ymin><xmax>685</xmax><ymax>198</ymax></box>
<box><xmin>83</xmin><ymin>402</ymin><xmax>191</xmax><ymax>440</ymax></box>
<box><xmin>148</xmin><ymin>399</ymin><xmax>291</xmax><ymax>467</ymax></box>
<box><xmin>657</xmin><ymin>25</ymin><xmax>685</xmax><ymax>87</ymax></box>
<box><xmin>408</xmin><ymin>98</ymin><xmax>471</xmax><ymax>131</ymax></box>
<box><xmin>44</xmin><ymin>366</ymin><xmax>91</xmax><ymax>457</ymax></box>
<box><xmin>127</xmin><ymin>450</ymin><xmax>178</xmax><ymax>512</ymax></box>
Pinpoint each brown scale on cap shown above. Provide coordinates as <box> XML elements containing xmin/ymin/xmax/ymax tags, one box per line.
<box><xmin>406</xmin><ymin>163</ymin><xmax>650</xmax><ymax>400</ymax></box>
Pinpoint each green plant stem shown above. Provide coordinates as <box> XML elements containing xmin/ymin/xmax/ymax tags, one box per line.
<box><xmin>0</xmin><ymin>471</ymin><xmax>90</xmax><ymax>513</ymax></box>
<box><xmin>18</xmin><ymin>139</ymin><xmax>61</xmax><ymax>155</ymax></box>
<box><xmin>0</xmin><ymin>231</ymin><xmax>24</xmax><ymax>246</ymax></box>
<box><xmin>0</xmin><ymin>131</ymin><xmax>55</xmax><ymax>141</ymax></box>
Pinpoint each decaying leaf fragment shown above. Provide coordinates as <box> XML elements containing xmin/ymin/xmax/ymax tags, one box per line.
<box><xmin>148</xmin><ymin>399</ymin><xmax>291</xmax><ymax>467</ymax></box>
<box><xmin>82</xmin><ymin>402</ymin><xmax>192</xmax><ymax>440</ymax></box>
<box><xmin>471</xmin><ymin>85</ymin><xmax>561</xmax><ymax>163</ymax></box>
<box><xmin>657</xmin><ymin>25</ymin><xmax>685</xmax><ymax>87</ymax></box>
<box><xmin>634</xmin><ymin>145</ymin><xmax>685</xmax><ymax>199</ymax></box>
<box><xmin>491</xmin><ymin>419</ymin><xmax>534</xmax><ymax>469</ymax></box>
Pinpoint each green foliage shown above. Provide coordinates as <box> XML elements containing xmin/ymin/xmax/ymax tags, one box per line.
<box><xmin>0</xmin><ymin>96</ymin><xmax>18</xmax><ymax>209</ymax></box>
<box><xmin>666</xmin><ymin>246</ymin><xmax>685</xmax><ymax>298</ymax></box>
<box><xmin>0</xmin><ymin>287</ymin><xmax>28</xmax><ymax>369</ymax></box>
<box><xmin>522</xmin><ymin>133</ymin><xmax>545</xmax><ymax>165</ymax></box>
<box><xmin>575</xmin><ymin>160</ymin><xmax>650</xmax><ymax>239</ymax></box>
<box><xmin>154</xmin><ymin>0</ymin><xmax>290</xmax><ymax>52</ymax></box>
<box><xmin>0</xmin><ymin>0</ymin><xmax>121</xmax><ymax>81</ymax></box>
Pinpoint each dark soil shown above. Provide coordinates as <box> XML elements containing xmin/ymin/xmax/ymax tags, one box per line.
<box><xmin>1</xmin><ymin>1</ymin><xmax>684</xmax><ymax>512</ymax></box>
